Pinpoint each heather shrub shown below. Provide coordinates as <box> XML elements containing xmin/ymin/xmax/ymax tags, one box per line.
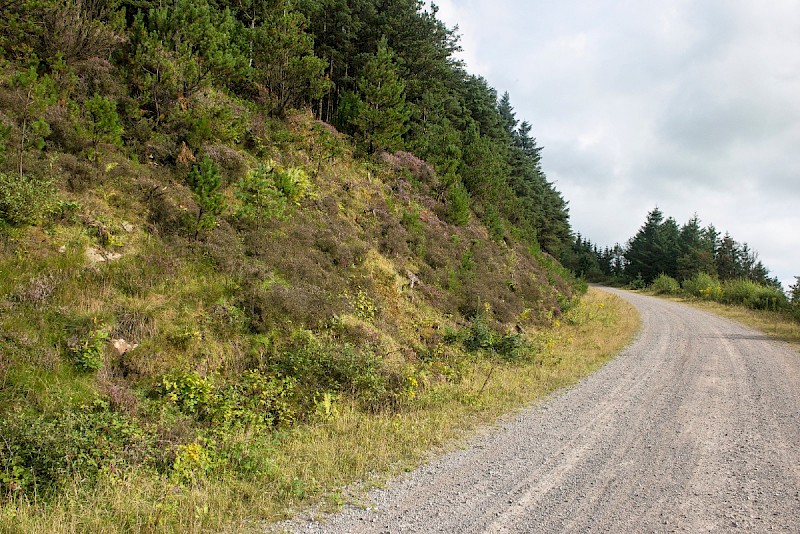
<box><xmin>238</xmin><ymin>279</ymin><xmax>341</xmax><ymax>332</ymax></box>
<box><xmin>380</xmin><ymin>150</ymin><xmax>435</xmax><ymax>183</ymax></box>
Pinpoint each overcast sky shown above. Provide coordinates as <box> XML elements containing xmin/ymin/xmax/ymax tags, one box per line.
<box><xmin>429</xmin><ymin>0</ymin><xmax>800</xmax><ymax>289</ymax></box>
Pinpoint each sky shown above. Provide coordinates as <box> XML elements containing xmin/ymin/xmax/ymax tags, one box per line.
<box><xmin>428</xmin><ymin>0</ymin><xmax>800</xmax><ymax>289</ymax></box>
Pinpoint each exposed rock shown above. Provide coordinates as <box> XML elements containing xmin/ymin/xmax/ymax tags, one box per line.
<box><xmin>406</xmin><ymin>269</ymin><xmax>421</xmax><ymax>289</ymax></box>
<box><xmin>111</xmin><ymin>338</ymin><xmax>138</xmax><ymax>356</ymax></box>
<box><xmin>86</xmin><ymin>246</ymin><xmax>123</xmax><ymax>265</ymax></box>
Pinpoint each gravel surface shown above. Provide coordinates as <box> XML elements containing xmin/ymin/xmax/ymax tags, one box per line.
<box><xmin>269</xmin><ymin>289</ymin><xmax>800</xmax><ymax>533</ymax></box>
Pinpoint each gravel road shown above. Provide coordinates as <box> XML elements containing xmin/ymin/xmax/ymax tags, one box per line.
<box><xmin>272</xmin><ymin>289</ymin><xmax>800</xmax><ymax>533</ymax></box>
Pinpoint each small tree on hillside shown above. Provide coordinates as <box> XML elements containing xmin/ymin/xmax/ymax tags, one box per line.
<box><xmin>352</xmin><ymin>37</ymin><xmax>411</xmax><ymax>154</ymax></box>
<box><xmin>84</xmin><ymin>94</ymin><xmax>123</xmax><ymax>159</ymax></box>
<box><xmin>251</xmin><ymin>9</ymin><xmax>330</xmax><ymax>117</ymax></box>
<box><xmin>187</xmin><ymin>156</ymin><xmax>225</xmax><ymax>237</ymax></box>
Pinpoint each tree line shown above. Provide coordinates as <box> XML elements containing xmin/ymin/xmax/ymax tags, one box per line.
<box><xmin>562</xmin><ymin>207</ymin><xmax>783</xmax><ymax>290</ymax></box>
<box><xmin>0</xmin><ymin>0</ymin><xmax>571</xmax><ymax>254</ymax></box>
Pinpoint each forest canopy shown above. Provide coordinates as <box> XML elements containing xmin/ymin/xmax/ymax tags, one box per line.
<box><xmin>0</xmin><ymin>0</ymin><xmax>571</xmax><ymax>255</ymax></box>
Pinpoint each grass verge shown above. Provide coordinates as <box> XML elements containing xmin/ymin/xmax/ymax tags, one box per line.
<box><xmin>673</xmin><ymin>297</ymin><xmax>800</xmax><ymax>352</ymax></box>
<box><xmin>0</xmin><ymin>288</ymin><xmax>639</xmax><ymax>533</ymax></box>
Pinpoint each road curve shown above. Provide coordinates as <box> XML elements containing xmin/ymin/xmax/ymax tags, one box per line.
<box><xmin>275</xmin><ymin>289</ymin><xmax>800</xmax><ymax>533</ymax></box>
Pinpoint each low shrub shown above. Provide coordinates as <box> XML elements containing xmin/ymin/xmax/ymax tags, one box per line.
<box><xmin>649</xmin><ymin>273</ymin><xmax>680</xmax><ymax>295</ymax></box>
<box><xmin>68</xmin><ymin>328</ymin><xmax>108</xmax><ymax>372</ymax></box>
<box><xmin>720</xmin><ymin>279</ymin><xmax>788</xmax><ymax>311</ymax></box>
<box><xmin>0</xmin><ymin>172</ymin><xmax>58</xmax><ymax>226</ymax></box>
<box><xmin>268</xmin><ymin>330</ymin><xmax>403</xmax><ymax>412</ymax></box>
<box><xmin>628</xmin><ymin>273</ymin><xmax>646</xmax><ymax>290</ymax></box>
<box><xmin>380</xmin><ymin>150</ymin><xmax>435</xmax><ymax>184</ymax></box>
<box><xmin>160</xmin><ymin>369</ymin><xmax>296</xmax><ymax>430</ymax></box>
<box><xmin>0</xmin><ymin>400</ymin><xmax>156</xmax><ymax>497</ymax></box>
<box><xmin>460</xmin><ymin>310</ymin><xmax>524</xmax><ymax>362</ymax></box>
<box><xmin>682</xmin><ymin>272</ymin><xmax>722</xmax><ymax>300</ymax></box>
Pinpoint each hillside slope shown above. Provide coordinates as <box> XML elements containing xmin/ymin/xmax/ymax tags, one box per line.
<box><xmin>0</xmin><ymin>1</ymin><xmax>586</xmax><ymax>529</ymax></box>
<box><xmin>0</xmin><ymin>106</ymin><xmax>582</xmax><ymax>521</ymax></box>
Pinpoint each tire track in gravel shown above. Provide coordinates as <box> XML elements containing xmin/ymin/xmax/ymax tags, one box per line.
<box><xmin>270</xmin><ymin>289</ymin><xmax>800</xmax><ymax>533</ymax></box>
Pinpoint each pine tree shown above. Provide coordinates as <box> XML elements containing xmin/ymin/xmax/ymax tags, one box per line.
<box><xmin>352</xmin><ymin>36</ymin><xmax>411</xmax><ymax>154</ymax></box>
<box><xmin>84</xmin><ymin>94</ymin><xmax>123</xmax><ymax>152</ymax></box>
<box><xmin>187</xmin><ymin>156</ymin><xmax>225</xmax><ymax>237</ymax></box>
<box><xmin>625</xmin><ymin>208</ymin><xmax>677</xmax><ymax>284</ymax></box>
<box><xmin>790</xmin><ymin>277</ymin><xmax>800</xmax><ymax>305</ymax></box>
<box><xmin>497</xmin><ymin>91</ymin><xmax>517</xmax><ymax>137</ymax></box>
<box><xmin>250</xmin><ymin>9</ymin><xmax>330</xmax><ymax>117</ymax></box>
<box><xmin>676</xmin><ymin>216</ymin><xmax>717</xmax><ymax>281</ymax></box>
<box><xmin>715</xmin><ymin>233</ymin><xmax>741</xmax><ymax>280</ymax></box>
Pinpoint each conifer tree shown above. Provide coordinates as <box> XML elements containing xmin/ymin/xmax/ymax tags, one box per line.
<box><xmin>250</xmin><ymin>9</ymin><xmax>330</xmax><ymax>116</ymax></box>
<box><xmin>352</xmin><ymin>37</ymin><xmax>410</xmax><ymax>154</ymax></box>
<box><xmin>497</xmin><ymin>91</ymin><xmax>517</xmax><ymax>137</ymax></box>
<box><xmin>626</xmin><ymin>208</ymin><xmax>667</xmax><ymax>283</ymax></box>
<box><xmin>676</xmin><ymin>215</ymin><xmax>716</xmax><ymax>280</ymax></box>
<box><xmin>715</xmin><ymin>233</ymin><xmax>741</xmax><ymax>280</ymax></box>
<box><xmin>790</xmin><ymin>277</ymin><xmax>800</xmax><ymax>305</ymax></box>
<box><xmin>187</xmin><ymin>156</ymin><xmax>225</xmax><ymax>237</ymax></box>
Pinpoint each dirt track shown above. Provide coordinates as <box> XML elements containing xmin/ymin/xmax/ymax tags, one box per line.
<box><xmin>273</xmin><ymin>289</ymin><xmax>800</xmax><ymax>533</ymax></box>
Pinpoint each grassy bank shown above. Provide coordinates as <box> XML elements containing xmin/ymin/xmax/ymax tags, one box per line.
<box><xmin>1</xmin><ymin>288</ymin><xmax>638</xmax><ymax>533</ymax></box>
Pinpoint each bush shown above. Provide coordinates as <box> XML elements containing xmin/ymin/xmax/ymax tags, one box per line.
<box><xmin>682</xmin><ymin>272</ymin><xmax>722</xmax><ymax>300</ymax></box>
<box><xmin>0</xmin><ymin>401</ymin><xmax>156</xmax><ymax>497</ymax></box>
<box><xmin>160</xmin><ymin>369</ymin><xmax>295</xmax><ymax>430</ymax></box>
<box><xmin>628</xmin><ymin>273</ymin><xmax>646</xmax><ymax>290</ymax></box>
<box><xmin>268</xmin><ymin>330</ymin><xmax>402</xmax><ymax>412</ymax></box>
<box><xmin>461</xmin><ymin>310</ymin><xmax>524</xmax><ymax>362</ymax></box>
<box><xmin>0</xmin><ymin>172</ymin><xmax>58</xmax><ymax>226</ymax></box>
<box><xmin>272</xmin><ymin>166</ymin><xmax>314</xmax><ymax>205</ymax></box>
<box><xmin>68</xmin><ymin>329</ymin><xmax>108</xmax><ymax>372</ymax></box>
<box><xmin>720</xmin><ymin>279</ymin><xmax>788</xmax><ymax>311</ymax></box>
<box><xmin>446</xmin><ymin>182</ymin><xmax>470</xmax><ymax>226</ymax></box>
<box><xmin>649</xmin><ymin>273</ymin><xmax>680</xmax><ymax>295</ymax></box>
